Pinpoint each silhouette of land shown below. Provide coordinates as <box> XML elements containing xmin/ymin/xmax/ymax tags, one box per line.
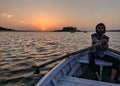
<box><xmin>0</xmin><ymin>26</ymin><xmax>15</xmax><ymax>31</ymax></box>
<box><xmin>107</xmin><ymin>30</ymin><xmax>120</xmax><ymax>32</ymax></box>
<box><xmin>0</xmin><ymin>26</ymin><xmax>40</xmax><ymax>32</ymax></box>
<box><xmin>0</xmin><ymin>26</ymin><xmax>119</xmax><ymax>32</ymax></box>
<box><xmin>52</xmin><ymin>26</ymin><xmax>87</xmax><ymax>33</ymax></box>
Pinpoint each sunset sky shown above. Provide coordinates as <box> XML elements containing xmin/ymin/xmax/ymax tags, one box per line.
<box><xmin>0</xmin><ymin>0</ymin><xmax>120</xmax><ymax>31</ymax></box>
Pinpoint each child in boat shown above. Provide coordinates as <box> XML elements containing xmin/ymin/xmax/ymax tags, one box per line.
<box><xmin>89</xmin><ymin>23</ymin><xmax>120</xmax><ymax>82</ymax></box>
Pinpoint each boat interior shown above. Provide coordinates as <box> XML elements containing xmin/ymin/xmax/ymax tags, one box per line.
<box><xmin>36</xmin><ymin>50</ymin><xmax>120</xmax><ymax>86</ymax></box>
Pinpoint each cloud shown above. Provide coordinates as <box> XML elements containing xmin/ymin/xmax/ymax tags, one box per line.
<box><xmin>18</xmin><ymin>21</ymin><xmax>31</xmax><ymax>25</ymax></box>
<box><xmin>2</xmin><ymin>13</ymin><xmax>13</xmax><ymax>19</ymax></box>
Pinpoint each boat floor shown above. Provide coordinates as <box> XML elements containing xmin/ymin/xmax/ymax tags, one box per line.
<box><xmin>58</xmin><ymin>65</ymin><xmax>120</xmax><ymax>86</ymax></box>
<box><xmin>57</xmin><ymin>65</ymin><xmax>120</xmax><ymax>86</ymax></box>
<box><xmin>58</xmin><ymin>76</ymin><xmax>120</xmax><ymax>86</ymax></box>
<box><xmin>79</xmin><ymin>64</ymin><xmax>120</xmax><ymax>83</ymax></box>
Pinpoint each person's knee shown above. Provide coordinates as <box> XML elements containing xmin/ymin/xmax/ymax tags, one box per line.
<box><xmin>112</xmin><ymin>64</ymin><xmax>119</xmax><ymax>71</ymax></box>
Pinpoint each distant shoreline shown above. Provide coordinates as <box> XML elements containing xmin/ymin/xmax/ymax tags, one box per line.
<box><xmin>0</xmin><ymin>26</ymin><xmax>42</xmax><ymax>32</ymax></box>
<box><xmin>0</xmin><ymin>30</ymin><xmax>120</xmax><ymax>32</ymax></box>
<box><xmin>0</xmin><ymin>26</ymin><xmax>120</xmax><ymax>32</ymax></box>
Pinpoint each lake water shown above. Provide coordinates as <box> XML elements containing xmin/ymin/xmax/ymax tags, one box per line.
<box><xmin>0</xmin><ymin>32</ymin><xmax>120</xmax><ymax>86</ymax></box>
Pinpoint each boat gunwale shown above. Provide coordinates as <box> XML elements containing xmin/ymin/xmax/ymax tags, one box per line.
<box><xmin>108</xmin><ymin>48</ymin><xmax>120</xmax><ymax>55</ymax></box>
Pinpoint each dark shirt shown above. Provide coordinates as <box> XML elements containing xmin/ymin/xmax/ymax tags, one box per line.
<box><xmin>91</xmin><ymin>33</ymin><xmax>109</xmax><ymax>57</ymax></box>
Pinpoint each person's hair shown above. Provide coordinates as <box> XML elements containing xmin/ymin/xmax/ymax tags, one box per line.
<box><xmin>95</xmin><ymin>23</ymin><xmax>106</xmax><ymax>33</ymax></box>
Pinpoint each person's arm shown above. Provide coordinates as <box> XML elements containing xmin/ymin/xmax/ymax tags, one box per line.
<box><xmin>91</xmin><ymin>34</ymin><xmax>99</xmax><ymax>45</ymax></box>
<box><xmin>99</xmin><ymin>37</ymin><xmax>109</xmax><ymax>50</ymax></box>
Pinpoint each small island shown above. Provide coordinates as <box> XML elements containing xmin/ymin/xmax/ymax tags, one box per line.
<box><xmin>53</xmin><ymin>26</ymin><xmax>87</xmax><ymax>33</ymax></box>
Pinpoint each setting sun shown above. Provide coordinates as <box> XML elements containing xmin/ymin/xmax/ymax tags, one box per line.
<box><xmin>41</xmin><ymin>28</ymin><xmax>46</xmax><ymax>31</ymax></box>
<box><xmin>30</xmin><ymin>18</ymin><xmax>53</xmax><ymax>31</ymax></box>
<box><xmin>28</xmin><ymin>13</ymin><xmax>62</xmax><ymax>31</ymax></box>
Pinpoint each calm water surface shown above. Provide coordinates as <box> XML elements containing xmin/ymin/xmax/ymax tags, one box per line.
<box><xmin>0</xmin><ymin>32</ymin><xmax>120</xmax><ymax>86</ymax></box>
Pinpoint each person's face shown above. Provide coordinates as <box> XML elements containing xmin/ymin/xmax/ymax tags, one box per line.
<box><xmin>97</xmin><ymin>25</ymin><xmax>104</xmax><ymax>34</ymax></box>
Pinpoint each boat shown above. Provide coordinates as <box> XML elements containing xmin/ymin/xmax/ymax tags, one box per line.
<box><xmin>35</xmin><ymin>47</ymin><xmax>120</xmax><ymax>86</ymax></box>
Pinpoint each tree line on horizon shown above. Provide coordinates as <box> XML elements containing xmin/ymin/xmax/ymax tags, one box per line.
<box><xmin>53</xmin><ymin>26</ymin><xmax>87</xmax><ymax>32</ymax></box>
<box><xmin>0</xmin><ymin>26</ymin><xmax>15</xmax><ymax>31</ymax></box>
<box><xmin>0</xmin><ymin>26</ymin><xmax>119</xmax><ymax>32</ymax></box>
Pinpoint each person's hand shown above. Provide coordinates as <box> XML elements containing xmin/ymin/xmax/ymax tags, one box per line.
<box><xmin>99</xmin><ymin>39</ymin><xmax>106</xmax><ymax>45</ymax></box>
<box><xmin>99</xmin><ymin>39</ymin><xmax>108</xmax><ymax>50</ymax></box>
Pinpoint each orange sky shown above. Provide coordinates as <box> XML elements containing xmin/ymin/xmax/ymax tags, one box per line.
<box><xmin>0</xmin><ymin>0</ymin><xmax>120</xmax><ymax>31</ymax></box>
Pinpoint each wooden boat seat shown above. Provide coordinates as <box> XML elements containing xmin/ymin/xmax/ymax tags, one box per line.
<box><xmin>77</xmin><ymin>55</ymin><xmax>113</xmax><ymax>80</ymax></box>
<box><xmin>58</xmin><ymin>76</ymin><xmax>120</xmax><ymax>86</ymax></box>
